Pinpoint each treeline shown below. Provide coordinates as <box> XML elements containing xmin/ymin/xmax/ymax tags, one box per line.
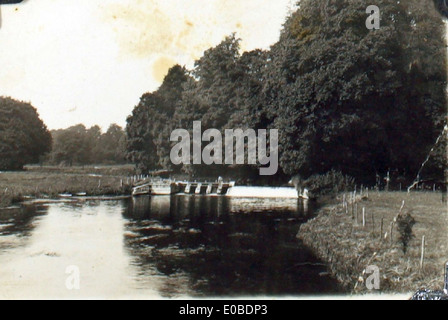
<box><xmin>46</xmin><ymin>124</ymin><xmax>127</xmax><ymax>166</ymax></box>
<box><xmin>0</xmin><ymin>96</ymin><xmax>127</xmax><ymax>169</ymax></box>
<box><xmin>126</xmin><ymin>0</ymin><xmax>447</xmax><ymax>185</ymax></box>
<box><xmin>1</xmin><ymin>0</ymin><xmax>446</xmax><ymax>183</ymax></box>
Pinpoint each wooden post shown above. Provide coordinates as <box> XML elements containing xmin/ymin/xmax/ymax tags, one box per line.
<box><xmin>371</xmin><ymin>211</ymin><xmax>375</xmax><ymax>233</ymax></box>
<box><xmin>380</xmin><ymin>218</ymin><xmax>384</xmax><ymax>241</ymax></box>
<box><xmin>362</xmin><ymin>207</ymin><xmax>366</xmax><ymax>227</ymax></box>
<box><xmin>420</xmin><ymin>236</ymin><xmax>426</xmax><ymax>271</ymax></box>
<box><xmin>390</xmin><ymin>222</ymin><xmax>394</xmax><ymax>246</ymax></box>
<box><xmin>352</xmin><ymin>194</ymin><xmax>355</xmax><ymax>222</ymax></box>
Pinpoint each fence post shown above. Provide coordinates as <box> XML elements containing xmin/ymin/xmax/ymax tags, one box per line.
<box><xmin>352</xmin><ymin>194</ymin><xmax>355</xmax><ymax>222</ymax></box>
<box><xmin>420</xmin><ymin>236</ymin><xmax>426</xmax><ymax>271</ymax></box>
<box><xmin>362</xmin><ymin>207</ymin><xmax>366</xmax><ymax>228</ymax></box>
<box><xmin>390</xmin><ymin>222</ymin><xmax>394</xmax><ymax>246</ymax></box>
<box><xmin>380</xmin><ymin>218</ymin><xmax>384</xmax><ymax>241</ymax></box>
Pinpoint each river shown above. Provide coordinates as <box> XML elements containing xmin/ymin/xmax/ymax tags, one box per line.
<box><xmin>0</xmin><ymin>195</ymin><xmax>341</xmax><ymax>299</ymax></box>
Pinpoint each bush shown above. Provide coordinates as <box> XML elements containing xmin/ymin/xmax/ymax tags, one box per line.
<box><xmin>396</xmin><ymin>211</ymin><xmax>416</xmax><ymax>254</ymax></box>
<box><xmin>304</xmin><ymin>170</ymin><xmax>355</xmax><ymax>197</ymax></box>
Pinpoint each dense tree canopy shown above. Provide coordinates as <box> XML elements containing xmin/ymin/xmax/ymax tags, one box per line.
<box><xmin>266</xmin><ymin>0</ymin><xmax>447</xmax><ymax>183</ymax></box>
<box><xmin>49</xmin><ymin>124</ymin><xmax>127</xmax><ymax>166</ymax></box>
<box><xmin>126</xmin><ymin>65</ymin><xmax>190</xmax><ymax>173</ymax></box>
<box><xmin>0</xmin><ymin>97</ymin><xmax>52</xmax><ymax>170</ymax></box>
<box><xmin>126</xmin><ymin>0</ymin><xmax>447</xmax><ymax>185</ymax></box>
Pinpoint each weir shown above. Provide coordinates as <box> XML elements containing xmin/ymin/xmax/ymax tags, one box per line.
<box><xmin>131</xmin><ymin>179</ymin><xmax>305</xmax><ymax>199</ymax></box>
<box><xmin>132</xmin><ymin>179</ymin><xmax>236</xmax><ymax>197</ymax></box>
<box><xmin>227</xmin><ymin>186</ymin><xmax>301</xmax><ymax>199</ymax></box>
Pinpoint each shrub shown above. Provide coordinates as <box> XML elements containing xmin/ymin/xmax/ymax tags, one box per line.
<box><xmin>304</xmin><ymin>170</ymin><xmax>355</xmax><ymax>197</ymax></box>
<box><xmin>396</xmin><ymin>211</ymin><xmax>416</xmax><ymax>254</ymax></box>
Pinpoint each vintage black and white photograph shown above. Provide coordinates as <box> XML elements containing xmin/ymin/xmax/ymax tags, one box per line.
<box><xmin>0</xmin><ymin>0</ymin><xmax>447</xmax><ymax>302</ymax></box>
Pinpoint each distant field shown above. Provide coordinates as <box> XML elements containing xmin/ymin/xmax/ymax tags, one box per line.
<box><xmin>0</xmin><ymin>165</ymin><xmax>137</xmax><ymax>208</ymax></box>
<box><xmin>299</xmin><ymin>191</ymin><xmax>448</xmax><ymax>295</ymax></box>
<box><xmin>24</xmin><ymin>164</ymin><xmax>137</xmax><ymax>176</ymax></box>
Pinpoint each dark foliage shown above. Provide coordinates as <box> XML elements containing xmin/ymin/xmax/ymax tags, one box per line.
<box><xmin>126</xmin><ymin>0</ymin><xmax>446</xmax><ymax>185</ymax></box>
<box><xmin>304</xmin><ymin>170</ymin><xmax>356</xmax><ymax>197</ymax></box>
<box><xmin>48</xmin><ymin>124</ymin><xmax>127</xmax><ymax>166</ymax></box>
<box><xmin>396</xmin><ymin>211</ymin><xmax>416</xmax><ymax>254</ymax></box>
<box><xmin>0</xmin><ymin>97</ymin><xmax>52</xmax><ymax>170</ymax></box>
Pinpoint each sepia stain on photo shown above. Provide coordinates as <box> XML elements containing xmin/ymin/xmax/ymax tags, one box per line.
<box><xmin>0</xmin><ymin>0</ymin><xmax>447</xmax><ymax>303</ymax></box>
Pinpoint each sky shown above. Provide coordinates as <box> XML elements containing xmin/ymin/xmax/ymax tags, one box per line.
<box><xmin>0</xmin><ymin>0</ymin><xmax>296</xmax><ymax>131</ymax></box>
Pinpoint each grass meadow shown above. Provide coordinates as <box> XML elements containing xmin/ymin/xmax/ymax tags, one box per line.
<box><xmin>299</xmin><ymin>191</ymin><xmax>448</xmax><ymax>295</ymax></box>
<box><xmin>0</xmin><ymin>165</ymin><xmax>136</xmax><ymax>207</ymax></box>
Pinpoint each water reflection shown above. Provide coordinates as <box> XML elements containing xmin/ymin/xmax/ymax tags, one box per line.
<box><xmin>0</xmin><ymin>196</ymin><xmax>341</xmax><ymax>299</ymax></box>
<box><xmin>0</xmin><ymin>202</ymin><xmax>158</xmax><ymax>299</ymax></box>
<box><xmin>0</xmin><ymin>206</ymin><xmax>46</xmax><ymax>252</ymax></box>
<box><xmin>123</xmin><ymin>196</ymin><xmax>340</xmax><ymax>297</ymax></box>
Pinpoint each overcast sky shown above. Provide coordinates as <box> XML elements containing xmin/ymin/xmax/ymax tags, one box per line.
<box><xmin>0</xmin><ymin>0</ymin><xmax>295</xmax><ymax>131</ymax></box>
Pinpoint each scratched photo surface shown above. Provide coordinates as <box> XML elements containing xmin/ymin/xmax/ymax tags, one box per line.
<box><xmin>0</xmin><ymin>0</ymin><xmax>447</xmax><ymax>300</ymax></box>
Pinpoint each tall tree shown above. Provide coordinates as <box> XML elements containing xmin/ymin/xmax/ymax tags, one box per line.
<box><xmin>50</xmin><ymin>124</ymin><xmax>127</xmax><ymax>166</ymax></box>
<box><xmin>125</xmin><ymin>0</ymin><xmax>446</xmax><ymax>184</ymax></box>
<box><xmin>97</xmin><ymin>124</ymin><xmax>127</xmax><ymax>164</ymax></box>
<box><xmin>126</xmin><ymin>65</ymin><xmax>190</xmax><ymax>173</ymax></box>
<box><xmin>0</xmin><ymin>97</ymin><xmax>52</xmax><ymax>170</ymax></box>
<box><xmin>264</xmin><ymin>0</ymin><xmax>446</xmax><ymax>183</ymax></box>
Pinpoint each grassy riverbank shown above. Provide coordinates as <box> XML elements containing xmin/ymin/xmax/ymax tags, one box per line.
<box><xmin>0</xmin><ymin>165</ymin><xmax>136</xmax><ymax>208</ymax></box>
<box><xmin>298</xmin><ymin>191</ymin><xmax>448</xmax><ymax>295</ymax></box>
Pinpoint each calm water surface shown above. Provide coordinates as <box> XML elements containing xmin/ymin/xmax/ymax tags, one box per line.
<box><xmin>0</xmin><ymin>195</ymin><xmax>341</xmax><ymax>299</ymax></box>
